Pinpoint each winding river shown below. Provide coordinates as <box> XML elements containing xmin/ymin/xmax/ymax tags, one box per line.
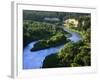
<box><xmin>23</xmin><ymin>28</ymin><xmax>81</xmax><ymax>69</ymax></box>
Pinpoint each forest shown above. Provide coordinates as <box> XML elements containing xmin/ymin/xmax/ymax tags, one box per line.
<box><xmin>23</xmin><ymin>10</ymin><xmax>91</xmax><ymax>69</ymax></box>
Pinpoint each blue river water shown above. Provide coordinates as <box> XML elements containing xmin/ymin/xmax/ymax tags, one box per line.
<box><xmin>23</xmin><ymin>28</ymin><xmax>81</xmax><ymax>69</ymax></box>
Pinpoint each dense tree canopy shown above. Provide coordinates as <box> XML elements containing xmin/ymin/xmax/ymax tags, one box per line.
<box><xmin>23</xmin><ymin>21</ymin><xmax>70</xmax><ymax>47</ymax></box>
<box><xmin>23</xmin><ymin>10</ymin><xmax>91</xmax><ymax>68</ymax></box>
<box><xmin>42</xmin><ymin>15</ymin><xmax>91</xmax><ymax>68</ymax></box>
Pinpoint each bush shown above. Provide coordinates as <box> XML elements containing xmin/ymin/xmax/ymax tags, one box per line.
<box><xmin>73</xmin><ymin>47</ymin><xmax>91</xmax><ymax>66</ymax></box>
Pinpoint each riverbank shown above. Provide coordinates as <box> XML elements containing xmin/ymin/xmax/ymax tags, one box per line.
<box><xmin>43</xmin><ymin>21</ymin><xmax>91</xmax><ymax>68</ymax></box>
<box><xmin>31</xmin><ymin>33</ymin><xmax>70</xmax><ymax>51</ymax></box>
<box><xmin>23</xmin><ymin>26</ymin><xmax>81</xmax><ymax>69</ymax></box>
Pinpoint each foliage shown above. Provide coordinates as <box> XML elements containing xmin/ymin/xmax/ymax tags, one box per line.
<box><xmin>23</xmin><ymin>20</ymin><xmax>70</xmax><ymax>47</ymax></box>
<box><xmin>43</xmin><ymin>40</ymin><xmax>91</xmax><ymax>68</ymax></box>
<box><xmin>31</xmin><ymin>33</ymin><xmax>70</xmax><ymax>51</ymax></box>
<box><xmin>43</xmin><ymin>54</ymin><xmax>59</xmax><ymax>68</ymax></box>
<box><xmin>43</xmin><ymin>15</ymin><xmax>91</xmax><ymax>68</ymax></box>
<box><xmin>73</xmin><ymin>46</ymin><xmax>91</xmax><ymax>66</ymax></box>
<box><xmin>23</xmin><ymin>10</ymin><xmax>91</xmax><ymax>68</ymax></box>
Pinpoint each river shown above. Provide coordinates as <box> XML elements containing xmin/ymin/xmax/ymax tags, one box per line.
<box><xmin>23</xmin><ymin>28</ymin><xmax>81</xmax><ymax>69</ymax></box>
